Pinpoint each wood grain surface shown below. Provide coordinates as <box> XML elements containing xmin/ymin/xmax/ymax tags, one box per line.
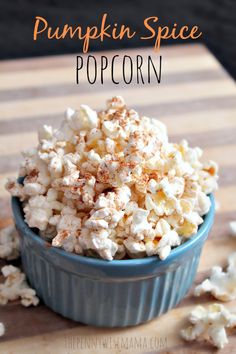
<box><xmin>0</xmin><ymin>44</ymin><xmax>236</xmax><ymax>354</ymax></box>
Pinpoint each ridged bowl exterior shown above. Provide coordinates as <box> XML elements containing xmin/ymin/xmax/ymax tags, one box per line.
<box><xmin>12</xmin><ymin>195</ymin><xmax>214</xmax><ymax>327</ymax></box>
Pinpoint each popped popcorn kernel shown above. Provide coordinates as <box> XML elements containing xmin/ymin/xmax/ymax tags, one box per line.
<box><xmin>180</xmin><ymin>303</ymin><xmax>236</xmax><ymax>349</ymax></box>
<box><xmin>194</xmin><ymin>252</ymin><xmax>236</xmax><ymax>301</ymax></box>
<box><xmin>0</xmin><ymin>322</ymin><xmax>5</xmax><ymax>337</ymax></box>
<box><xmin>0</xmin><ymin>265</ymin><xmax>39</xmax><ymax>307</ymax></box>
<box><xmin>0</xmin><ymin>225</ymin><xmax>20</xmax><ymax>260</ymax></box>
<box><xmin>229</xmin><ymin>221</ymin><xmax>236</xmax><ymax>237</ymax></box>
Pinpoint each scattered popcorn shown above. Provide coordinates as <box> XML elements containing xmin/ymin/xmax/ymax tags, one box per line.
<box><xmin>180</xmin><ymin>303</ymin><xmax>236</xmax><ymax>349</ymax></box>
<box><xmin>0</xmin><ymin>322</ymin><xmax>5</xmax><ymax>337</ymax></box>
<box><xmin>0</xmin><ymin>225</ymin><xmax>20</xmax><ymax>260</ymax></box>
<box><xmin>6</xmin><ymin>97</ymin><xmax>218</xmax><ymax>260</ymax></box>
<box><xmin>194</xmin><ymin>252</ymin><xmax>236</xmax><ymax>301</ymax></box>
<box><xmin>215</xmin><ymin>199</ymin><xmax>220</xmax><ymax>212</ymax></box>
<box><xmin>229</xmin><ymin>221</ymin><xmax>236</xmax><ymax>237</ymax></box>
<box><xmin>0</xmin><ymin>265</ymin><xmax>39</xmax><ymax>307</ymax></box>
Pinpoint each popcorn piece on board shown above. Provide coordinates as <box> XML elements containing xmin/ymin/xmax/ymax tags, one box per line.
<box><xmin>229</xmin><ymin>221</ymin><xmax>236</xmax><ymax>237</ymax></box>
<box><xmin>180</xmin><ymin>303</ymin><xmax>236</xmax><ymax>349</ymax></box>
<box><xmin>0</xmin><ymin>265</ymin><xmax>39</xmax><ymax>307</ymax></box>
<box><xmin>215</xmin><ymin>199</ymin><xmax>220</xmax><ymax>212</ymax></box>
<box><xmin>0</xmin><ymin>225</ymin><xmax>20</xmax><ymax>260</ymax></box>
<box><xmin>194</xmin><ymin>252</ymin><xmax>236</xmax><ymax>301</ymax></box>
<box><xmin>0</xmin><ymin>322</ymin><xmax>5</xmax><ymax>337</ymax></box>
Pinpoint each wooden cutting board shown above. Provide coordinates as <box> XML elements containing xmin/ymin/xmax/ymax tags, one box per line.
<box><xmin>0</xmin><ymin>44</ymin><xmax>236</xmax><ymax>354</ymax></box>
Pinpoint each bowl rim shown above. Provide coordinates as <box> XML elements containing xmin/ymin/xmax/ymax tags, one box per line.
<box><xmin>12</xmin><ymin>194</ymin><xmax>215</xmax><ymax>269</ymax></box>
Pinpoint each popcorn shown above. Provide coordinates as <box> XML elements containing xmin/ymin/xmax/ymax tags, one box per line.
<box><xmin>200</xmin><ymin>160</ymin><xmax>218</xmax><ymax>194</ymax></box>
<box><xmin>0</xmin><ymin>265</ymin><xmax>39</xmax><ymax>307</ymax></box>
<box><xmin>180</xmin><ymin>303</ymin><xmax>236</xmax><ymax>349</ymax></box>
<box><xmin>105</xmin><ymin>138</ymin><xmax>115</xmax><ymax>154</ymax></box>
<box><xmin>48</xmin><ymin>155</ymin><xmax>63</xmax><ymax>178</ymax></box>
<box><xmin>176</xmin><ymin>211</ymin><xmax>203</xmax><ymax>237</ymax></box>
<box><xmin>52</xmin><ymin>230</ymin><xmax>80</xmax><ymax>253</ymax></box>
<box><xmin>0</xmin><ymin>323</ymin><xmax>5</xmax><ymax>337</ymax></box>
<box><xmin>130</xmin><ymin>208</ymin><xmax>151</xmax><ymax>238</ymax></box>
<box><xmin>23</xmin><ymin>182</ymin><xmax>46</xmax><ymax>196</ymax></box>
<box><xmin>87</xmin><ymin>150</ymin><xmax>101</xmax><ymax>164</ymax></box>
<box><xmin>102</xmin><ymin>120</ymin><xmax>121</xmax><ymax>139</ymax></box>
<box><xmin>63</xmin><ymin>153</ymin><xmax>80</xmax><ymax>175</ymax></box>
<box><xmin>66</xmin><ymin>105</ymin><xmax>98</xmax><ymax>131</ymax></box>
<box><xmin>23</xmin><ymin>190</ymin><xmax>63</xmax><ymax>231</ymax></box>
<box><xmin>5</xmin><ymin>178</ymin><xmax>25</xmax><ymax>201</ymax></box>
<box><xmin>229</xmin><ymin>221</ymin><xmax>236</xmax><ymax>237</ymax></box>
<box><xmin>38</xmin><ymin>124</ymin><xmax>54</xmax><ymax>141</ymax></box>
<box><xmin>79</xmin><ymin>229</ymin><xmax>118</xmax><ymax>260</ymax></box>
<box><xmin>154</xmin><ymin>219</ymin><xmax>181</xmax><ymax>260</ymax></box>
<box><xmin>194</xmin><ymin>252</ymin><xmax>236</xmax><ymax>301</ymax></box>
<box><xmin>158</xmin><ymin>177</ymin><xmax>185</xmax><ymax>199</ymax></box>
<box><xmin>107</xmin><ymin>95</ymin><xmax>125</xmax><ymax>109</ymax></box>
<box><xmin>215</xmin><ymin>199</ymin><xmax>220</xmax><ymax>212</ymax></box>
<box><xmin>6</xmin><ymin>96</ymin><xmax>218</xmax><ymax>260</ymax></box>
<box><xmin>145</xmin><ymin>191</ymin><xmax>180</xmax><ymax>217</ymax></box>
<box><xmin>51</xmin><ymin>207</ymin><xmax>82</xmax><ymax>253</ymax></box>
<box><xmin>0</xmin><ymin>225</ymin><xmax>20</xmax><ymax>260</ymax></box>
<box><xmin>124</xmin><ymin>237</ymin><xmax>146</xmax><ymax>258</ymax></box>
<box><xmin>194</xmin><ymin>191</ymin><xmax>211</xmax><ymax>216</ymax></box>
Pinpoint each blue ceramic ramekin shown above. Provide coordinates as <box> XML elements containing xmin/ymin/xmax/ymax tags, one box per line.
<box><xmin>12</xmin><ymin>195</ymin><xmax>215</xmax><ymax>327</ymax></box>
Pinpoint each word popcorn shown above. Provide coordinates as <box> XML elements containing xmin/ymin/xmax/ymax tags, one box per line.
<box><xmin>76</xmin><ymin>55</ymin><xmax>162</xmax><ymax>85</ymax></box>
<box><xmin>6</xmin><ymin>97</ymin><xmax>218</xmax><ymax>261</ymax></box>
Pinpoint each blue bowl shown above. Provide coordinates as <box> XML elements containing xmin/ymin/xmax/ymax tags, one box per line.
<box><xmin>12</xmin><ymin>195</ymin><xmax>215</xmax><ymax>327</ymax></box>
